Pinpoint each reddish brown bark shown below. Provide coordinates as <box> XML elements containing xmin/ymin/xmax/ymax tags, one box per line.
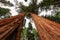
<box><xmin>15</xmin><ymin>21</ymin><xmax>23</xmax><ymax>40</ymax></box>
<box><xmin>0</xmin><ymin>12</ymin><xmax>25</xmax><ymax>40</ymax></box>
<box><xmin>31</xmin><ymin>13</ymin><xmax>60</xmax><ymax>40</ymax></box>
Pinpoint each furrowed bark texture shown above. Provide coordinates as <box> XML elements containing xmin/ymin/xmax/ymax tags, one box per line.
<box><xmin>0</xmin><ymin>12</ymin><xmax>25</xmax><ymax>40</ymax></box>
<box><xmin>31</xmin><ymin>13</ymin><xmax>60</xmax><ymax>40</ymax></box>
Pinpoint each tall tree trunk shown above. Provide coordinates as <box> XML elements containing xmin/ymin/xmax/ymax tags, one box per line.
<box><xmin>0</xmin><ymin>12</ymin><xmax>25</xmax><ymax>40</ymax></box>
<box><xmin>31</xmin><ymin>13</ymin><xmax>60</xmax><ymax>40</ymax></box>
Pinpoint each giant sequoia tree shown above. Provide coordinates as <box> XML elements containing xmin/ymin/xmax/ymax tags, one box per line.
<box><xmin>0</xmin><ymin>0</ymin><xmax>60</xmax><ymax>40</ymax></box>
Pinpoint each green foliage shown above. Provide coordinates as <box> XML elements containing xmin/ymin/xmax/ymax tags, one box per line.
<box><xmin>20</xmin><ymin>0</ymin><xmax>40</xmax><ymax>19</ymax></box>
<box><xmin>20</xmin><ymin>0</ymin><xmax>60</xmax><ymax>18</ymax></box>
<box><xmin>20</xmin><ymin>3</ymin><xmax>28</xmax><ymax>12</ymax></box>
<box><xmin>39</xmin><ymin>0</ymin><xmax>60</xmax><ymax>10</ymax></box>
<box><xmin>0</xmin><ymin>0</ymin><xmax>13</xmax><ymax>6</ymax></box>
<box><xmin>20</xmin><ymin>0</ymin><xmax>39</xmax><ymax>14</ymax></box>
<box><xmin>0</xmin><ymin>7</ymin><xmax>11</xmax><ymax>19</ymax></box>
<box><xmin>20</xmin><ymin>22</ymin><xmax>39</xmax><ymax>40</ymax></box>
<box><xmin>55</xmin><ymin>12</ymin><xmax>60</xmax><ymax>18</ymax></box>
<box><xmin>20</xmin><ymin>0</ymin><xmax>60</xmax><ymax>13</ymax></box>
<box><xmin>0</xmin><ymin>0</ymin><xmax>13</xmax><ymax>18</ymax></box>
<box><xmin>27</xmin><ymin>22</ymin><xmax>35</xmax><ymax>40</ymax></box>
<box><xmin>20</xmin><ymin>27</ymin><xmax>28</xmax><ymax>40</ymax></box>
<box><xmin>33</xmin><ymin>29</ymin><xmax>40</xmax><ymax>40</ymax></box>
<box><xmin>20</xmin><ymin>27</ymin><xmax>39</xmax><ymax>40</ymax></box>
<box><xmin>44</xmin><ymin>13</ymin><xmax>60</xmax><ymax>23</ymax></box>
<box><xmin>28</xmin><ymin>22</ymin><xmax>33</xmax><ymax>30</ymax></box>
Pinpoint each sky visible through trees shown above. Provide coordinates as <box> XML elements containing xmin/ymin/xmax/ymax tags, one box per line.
<box><xmin>0</xmin><ymin>0</ymin><xmax>60</xmax><ymax>29</ymax></box>
<box><xmin>0</xmin><ymin>0</ymin><xmax>53</xmax><ymax>16</ymax></box>
<box><xmin>0</xmin><ymin>0</ymin><xmax>60</xmax><ymax>40</ymax></box>
<box><xmin>0</xmin><ymin>0</ymin><xmax>60</xmax><ymax>28</ymax></box>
